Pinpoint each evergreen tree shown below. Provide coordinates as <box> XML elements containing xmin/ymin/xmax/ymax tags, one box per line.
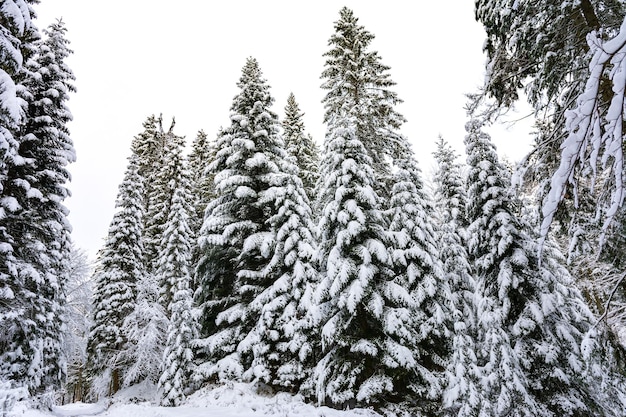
<box><xmin>282</xmin><ymin>93</ymin><xmax>319</xmax><ymax>200</ymax></box>
<box><xmin>432</xmin><ymin>137</ymin><xmax>482</xmax><ymax>416</ymax></box>
<box><xmin>464</xmin><ymin>119</ymin><xmax>622</xmax><ymax>416</ymax></box>
<box><xmin>0</xmin><ymin>0</ymin><xmax>39</xmax><ymax>193</ymax></box>
<box><xmin>239</xmin><ymin>161</ymin><xmax>319</xmax><ymax>393</ymax></box>
<box><xmin>158</xmin><ymin>186</ymin><xmax>198</xmax><ymax>406</ymax></box>
<box><xmin>321</xmin><ymin>7</ymin><xmax>406</xmax><ymax>190</ymax></box>
<box><xmin>313</xmin><ymin>116</ymin><xmax>418</xmax><ymax>408</ymax></box>
<box><xmin>194</xmin><ymin>57</ymin><xmax>290</xmax><ymax>382</ymax></box>
<box><xmin>0</xmin><ymin>15</ymin><xmax>76</xmax><ymax>396</ymax></box>
<box><xmin>145</xmin><ymin>119</ymin><xmax>187</xmax><ymax>304</ymax></box>
<box><xmin>130</xmin><ymin>114</ymin><xmax>165</xmax><ymax>191</ymax></box>
<box><xmin>142</xmin><ymin>117</ymin><xmax>178</xmax><ymax>274</ymax></box>
<box><xmin>385</xmin><ymin>146</ymin><xmax>449</xmax><ymax>412</ymax></box>
<box><xmin>187</xmin><ymin>129</ymin><xmax>216</xmax><ymax>240</ymax></box>
<box><xmin>86</xmin><ymin>155</ymin><xmax>145</xmax><ymax>396</ymax></box>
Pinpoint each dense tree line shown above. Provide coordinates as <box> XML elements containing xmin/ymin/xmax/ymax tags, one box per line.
<box><xmin>3</xmin><ymin>2</ymin><xmax>626</xmax><ymax>417</ymax></box>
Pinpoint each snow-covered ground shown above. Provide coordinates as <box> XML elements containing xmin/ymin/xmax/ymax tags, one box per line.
<box><xmin>12</xmin><ymin>382</ymin><xmax>386</xmax><ymax>417</ymax></box>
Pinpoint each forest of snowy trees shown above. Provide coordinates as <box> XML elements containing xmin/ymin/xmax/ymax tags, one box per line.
<box><xmin>3</xmin><ymin>1</ymin><xmax>626</xmax><ymax>416</ymax></box>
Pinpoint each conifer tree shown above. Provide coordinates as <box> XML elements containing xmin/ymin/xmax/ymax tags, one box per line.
<box><xmin>187</xmin><ymin>129</ymin><xmax>216</xmax><ymax>240</ymax></box>
<box><xmin>194</xmin><ymin>57</ymin><xmax>291</xmax><ymax>382</ymax></box>
<box><xmin>144</xmin><ymin>119</ymin><xmax>187</xmax><ymax>303</ymax></box>
<box><xmin>0</xmin><ymin>1</ymin><xmax>39</xmax><ymax>394</ymax></box>
<box><xmin>385</xmin><ymin>146</ymin><xmax>448</xmax><ymax>412</ymax></box>
<box><xmin>238</xmin><ymin>161</ymin><xmax>319</xmax><ymax>393</ymax></box>
<box><xmin>142</xmin><ymin>118</ymin><xmax>179</xmax><ymax>274</ymax></box>
<box><xmin>313</xmin><ymin>115</ymin><xmax>419</xmax><ymax>408</ymax></box>
<box><xmin>0</xmin><ymin>0</ymin><xmax>38</xmax><ymax>194</ymax></box>
<box><xmin>432</xmin><ymin>137</ymin><xmax>482</xmax><ymax>416</ymax></box>
<box><xmin>321</xmin><ymin>7</ymin><xmax>405</xmax><ymax>189</ymax></box>
<box><xmin>87</xmin><ymin>155</ymin><xmax>145</xmax><ymax>396</ymax></box>
<box><xmin>0</xmin><ymin>15</ymin><xmax>76</xmax><ymax>396</ymax></box>
<box><xmin>282</xmin><ymin>93</ymin><xmax>319</xmax><ymax>200</ymax></box>
<box><xmin>464</xmin><ymin>119</ymin><xmax>623</xmax><ymax>416</ymax></box>
<box><xmin>159</xmin><ymin>186</ymin><xmax>198</xmax><ymax>406</ymax></box>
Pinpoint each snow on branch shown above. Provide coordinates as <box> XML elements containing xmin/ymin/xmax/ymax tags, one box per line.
<box><xmin>541</xmin><ymin>17</ymin><xmax>626</xmax><ymax>252</ymax></box>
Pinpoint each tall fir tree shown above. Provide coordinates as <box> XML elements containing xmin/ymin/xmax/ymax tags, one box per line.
<box><xmin>158</xmin><ymin>186</ymin><xmax>198</xmax><ymax>406</ymax></box>
<box><xmin>282</xmin><ymin>93</ymin><xmax>319</xmax><ymax>200</ymax></box>
<box><xmin>194</xmin><ymin>57</ymin><xmax>292</xmax><ymax>382</ymax></box>
<box><xmin>187</xmin><ymin>129</ymin><xmax>216</xmax><ymax>240</ymax></box>
<box><xmin>320</xmin><ymin>7</ymin><xmax>405</xmax><ymax>191</ymax></box>
<box><xmin>142</xmin><ymin>117</ymin><xmax>179</xmax><ymax>274</ymax></box>
<box><xmin>385</xmin><ymin>146</ymin><xmax>448</xmax><ymax>413</ymax></box>
<box><xmin>464</xmin><ymin>119</ymin><xmax>624</xmax><ymax>416</ymax></box>
<box><xmin>143</xmin><ymin>118</ymin><xmax>187</xmax><ymax>303</ymax></box>
<box><xmin>313</xmin><ymin>115</ymin><xmax>419</xmax><ymax>409</ymax></box>
<box><xmin>238</xmin><ymin>160</ymin><xmax>319</xmax><ymax>393</ymax></box>
<box><xmin>129</xmin><ymin>115</ymin><xmax>164</xmax><ymax>219</ymax></box>
<box><xmin>86</xmin><ymin>155</ymin><xmax>145</xmax><ymax>397</ymax></box>
<box><xmin>0</xmin><ymin>0</ymin><xmax>40</xmax><ymax>393</ymax></box>
<box><xmin>1</xmin><ymin>15</ymin><xmax>76</xmax><ymax>397</ymax></box>
<box><xmin>432</xmin><ymin>137</ymin><xmax>482</xmax><ymax>416</ymax></box>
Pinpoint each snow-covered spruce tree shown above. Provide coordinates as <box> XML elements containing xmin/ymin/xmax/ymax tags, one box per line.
<box><xmin>321</xmin><ymin>7</ymin><xmax>406</xmax><ymax>194</ymax></box>
<box><xmin>144</xmin><ymin>119</ymin><xmax>187</xmax><ymax>305</ymax></box>
<box><xmin>194</xmin><ymin>57</ymin><xmax>291</xmax><ymax>383</ymax></box>
<box><xmin>116</xmin><ymin>124</ymin><xmax>185</xmax><ymax>389</ymax></box>
<box><xmin>282</xmin><ymin>93</ymin><xmax>319</xmax><ymax>200</ymax></box>
<box><xmin>0</xmin><ymin>16</ymin><xmax>77</xmax><ymax>399</ymax></box>
<box><xmin>464</xmin><ymin>119</ymin><xmax>623</xmax><ymax>416</ymax></box>
<box><xmin>86</xmin><ymin>155</ymin><xmax>145</xmax><ymax>397</ymax></box>
<box><xmin>142</xmin><ymin>118</ymin><xmax>179</xmax><ymax>274</ymax></box>
<box><xmin>384</xmin><ymin>143</ymin><xmax>449</xmax><ymax>413</ymax></box>
<box><xmin>238</xmin><ymin>160</ymin><xmax>319</xmax><ymax>393</ymax></box>
<box><xmin>313</xmin><ymin>114</ymin><xmax>418</xmax><ymax>409</ymax></box>
<box><xmin>0</xmin><ymin>1</ymin><xmax>38</xmax><ymax>398</ymax></box>
<box><xmin>158</xmin><ymin>185</ymin><xmax>198</xmax><ymax>406</ymax></box>
<box><xmin>187</xmin><ymin>129</ymin><xmax>217</xmax><ymax>240</ymax></box>
<box><xmin>432</xmin><ymin>136</ymin><xmax>482</xmax><ymax>416</ymax></box>
<box><xmin>0</xmin><ymin>0</ymin><xmax>39</xmax><ymax>193</ymax></box>
<box><xmin>0</xmin><ymin>5</ymin><xmax>37</xmax><ymax>361</ymax></box>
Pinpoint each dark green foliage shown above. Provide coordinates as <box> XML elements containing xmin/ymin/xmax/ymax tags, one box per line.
<box><xmin>282</xmin><ymin>93</ymin><xmax>319</xmax><ymax>200</ymax></box>
<box><xmin>194</xmin><ymin>57</ymin><xmax>291</xmax><ymax>381</ymax></box>
<box><xmin>86</xmin><ymin>156</ymin><xmax>145</xmax><ymax>396</ymax></box>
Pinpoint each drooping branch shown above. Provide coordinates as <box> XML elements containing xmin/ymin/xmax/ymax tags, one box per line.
<box><xmin>540</xmin><ymin>17</ymin><xmax>626</xmax><ymax>253</ymax></box>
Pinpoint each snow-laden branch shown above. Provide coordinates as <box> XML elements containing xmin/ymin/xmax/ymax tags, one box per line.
<box><xmin>540</xmin><ymin>17</ymin><xmax>626</xmax><ymax>252</ymax></box>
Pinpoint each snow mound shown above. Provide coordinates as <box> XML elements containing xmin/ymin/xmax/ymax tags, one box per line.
<box><xmin>186</xmin><ymin>382</ymin><xmax>383</xmax><ymax>416</ymax></box>
<box><xmin>43</xmin><ymin>382</ymin><xmax>385</xmax><ymax>417</ymax></box>
<box><xmin>52</xmin><ymin>402</ymin><xmax>107</xmax><ymax>416</ymax></box>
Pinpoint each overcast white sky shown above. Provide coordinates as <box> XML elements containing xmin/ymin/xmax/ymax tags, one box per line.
<box><xmin>34</xmin><ymin>1</ymin><xmax>534</xmax><ymax>259</ymax></box>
